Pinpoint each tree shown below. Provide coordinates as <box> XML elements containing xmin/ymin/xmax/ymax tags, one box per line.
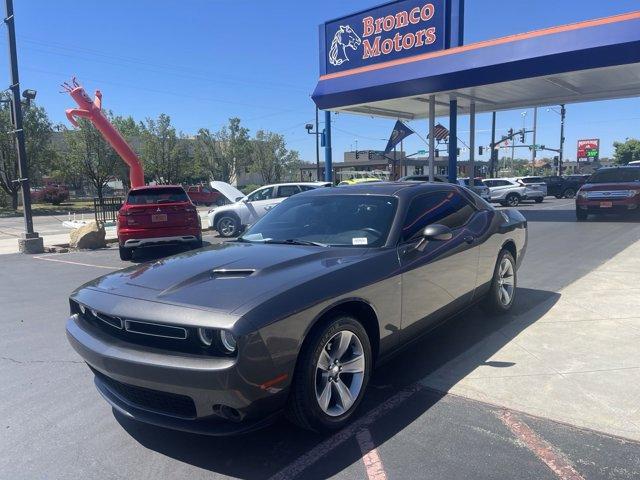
<box><xmin>140</xmin><ymin>114</ymin><xmax>192</xmax><ymax>184</ymax></box>
<box><xmin>613</xmin><ymin>139</ymin><xmax>640</xmax><ymax>165</ymax></box>
<box><xmin>196</xmin><ymin>118</ymin><xmax>250</xmax><ymax>183</ymax></box>
<box><xmin>250</xmin><ymin>130</ymin><xmax>301</xmax><ymax>184</ymax></box>
<box><xmin>0</xmin><ymin>98</ymin><xmax>55</xmax><ymax>210</ymax></box>
<box><xmin>63</xmin><ymin>118</ymin><xmax>120</xmax><ymax>203</ymax></box>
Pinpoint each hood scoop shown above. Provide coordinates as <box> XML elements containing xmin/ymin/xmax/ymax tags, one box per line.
<box><xmin>211</xmin><ymin>269</ymin><xmax>256</xmax><ymax>279</ymax></box>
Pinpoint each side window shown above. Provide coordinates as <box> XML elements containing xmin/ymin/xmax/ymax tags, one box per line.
<box><xmin>247</xmin><ymin>187</ymin><xmax>274</xmax><ymax>202</ymax></box>
<box><xmin>299</xmin><ymin>185</ymin><xmax>316</xmax><ymax>191</ymax></box>
<box><xmin>277</xmin><ymin>185</ymin><xmax>301</xmax><ymax>198</ymax></box>
<box><xmin>484</xmin><ymin>180</ymin><xmax>496</xmax><ymax>187</ymax></box>
<box><xmin>402</xmin><ymin>191</ymin><xmax>476</xmax><ymax>241</ymax></box>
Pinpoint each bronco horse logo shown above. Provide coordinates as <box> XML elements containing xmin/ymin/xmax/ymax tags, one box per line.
<box><xmin>329</xmin><ymin>25</ymin><xmax>362</xmax><ymax>66</ymax></box>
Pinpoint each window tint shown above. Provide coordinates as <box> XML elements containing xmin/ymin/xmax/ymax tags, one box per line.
<box><xmin>402</xmin><ymin>191</ymin><xmax>475</xmax><ymax>241</ymax></box>
<box><xmin>127</xmin><ymin>187</ymin><xmax>189</xmax><ymax>205</ymax></box>
<box><xmin>248</xmin><ymin>187</ymin><xmax>274</xmax><ymax>202</ymax></box>
<box><xmin>299</xmin><ymin>185</ymin><xmax>316</xmax><ymax>191</ymax></box>
<box><xmin>277</xmin><ymin>185</ymin><xmax>301</xmax><ymax>198</ymax></box>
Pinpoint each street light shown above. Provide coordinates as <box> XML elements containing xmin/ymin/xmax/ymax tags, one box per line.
<box><xmin>305</xmin><ymin>113</ymin><xmax>322</xmax><ymax>180</ymax></box>
<box><xmin>21</xmin><ymin>88</ymin><xmax>36</xmax><ymax>106</ymax></box>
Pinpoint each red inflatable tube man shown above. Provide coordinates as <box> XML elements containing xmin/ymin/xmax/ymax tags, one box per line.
<box><xmin>62</xmin><ymin>77</ymin><xmax>144</xmax><ymax>188</ymax></box>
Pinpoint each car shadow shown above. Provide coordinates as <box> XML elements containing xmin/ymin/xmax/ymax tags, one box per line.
<box><xmin>115</xmin><ymin>287</ymin><xmax>560</xmax><ymax>480</ymax></box>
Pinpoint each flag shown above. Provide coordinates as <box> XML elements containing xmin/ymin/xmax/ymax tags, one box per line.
<box><xmin>384</xmin><ymin>120</ymin><xmax>415</xmax><ymax>154</ymax></box>
<box><xmin>428</xmin><ymin>123</ymin><xmax>449</xmax><ymax>142</ymax></box>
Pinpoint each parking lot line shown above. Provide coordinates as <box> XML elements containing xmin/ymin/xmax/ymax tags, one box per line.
<box><xmin>33</xmin><ymin>255</ymin><xmax>118</xmax><ymax>270</ymax></box>
<box><xmin>498</xmin><ymin>410</ymin><xmax>585</xmax><ymax>480</ymax></box>
<box><xmin>268</xmin><ymin>384</ymin><xmax>422</xmax><ymax>480</ymax></box>
<box><xmin>356</xmin><ymin>428</ymin><xmax>388</xmax><ymax>480</ymax></box>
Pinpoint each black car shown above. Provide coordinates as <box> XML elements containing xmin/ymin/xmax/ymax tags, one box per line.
<box><xmin>66</xmin><ymin>183</ymin><xmax>527</xmax><ymax>434</ymax></box>
<box><xmin>543</xmin><ymin>175</ymin><xmax>590</xmax><ymax>198</ymax></box>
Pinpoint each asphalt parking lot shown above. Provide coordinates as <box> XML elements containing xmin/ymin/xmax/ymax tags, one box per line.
<box><xmin>1</xmin><ymin>198</ymin><xmax>640</xmax><ymax>480</ymax></box>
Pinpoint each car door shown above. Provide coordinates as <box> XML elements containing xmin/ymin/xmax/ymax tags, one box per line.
<box><xmin>398</xmin><ymin>190</ymin><xmax>480</xmax><ymax>335</ymax></box>
<box><xmin>245</xmin><ymin>186</ymin><xmax>276</xmax><ymax>222</ymax></box>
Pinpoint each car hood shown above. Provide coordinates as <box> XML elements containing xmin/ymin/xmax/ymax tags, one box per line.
<box><xmin>80</xmin><ymin>242</ymin><xmax>368</xmax><ymax>313</ymax></box>
<box><xmin>209</xmin><ymin>181</ymin><xmax>245</xmax><ymax>203</ymax></box>
<box><xmin>580</xmin><ymin>182</ymin><xmax>640</xmax><ymax>191</ymax></box>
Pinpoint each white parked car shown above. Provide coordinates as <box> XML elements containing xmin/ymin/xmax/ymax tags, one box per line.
<box><xmin>510</xmin><ymin>176</ymin><xmax>548</xmax><ymax>203</ymax></box>
<box><xmin>208</xmin><ymin>181</ymin><xmax>331</xmax><ymax>237</ymax></box>
<box><xmin>483</xmin><ymin>178</ymin><xmax>528</xmax><ymax>207</ymax></box>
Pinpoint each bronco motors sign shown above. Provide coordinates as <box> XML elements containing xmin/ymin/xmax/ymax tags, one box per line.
<box><xmin>323</xmin><ymin>0</ymin><xmax>446</xmax><ymax>75</ymax></box>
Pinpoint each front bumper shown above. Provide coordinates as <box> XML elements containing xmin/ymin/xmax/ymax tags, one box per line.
<box><xmin>66</xmin><ymin>314</ymin><xmax>286</xmax><ymax>435</ymax></box>
<box><xmin>576</xmin><ymin>198</ymin><xmax>639</xmax><ymax>213</ymax></box>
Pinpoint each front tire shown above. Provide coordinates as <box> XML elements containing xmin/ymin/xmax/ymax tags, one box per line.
<box><xmin>563</xmin><ymin>188</ymin><xmax>576</xmax><ymax>199</ymax></box>
<box><xmin>576</xmin><ymin>208</ymin><xmax>588</xmax><ymax>221</ymax></box>
<box><xmin>286</xmin><ymin>315</ymin><xmax>372</xmax><ymax>433</ymax></box>
<box><xmin>505</xmin><ymin>193</ymin><xmax>520</xmax><ymax>207</ymax></box>
<box><xmin>119</xmin><ymin>245</ymin><xmax>133</xmax><ymax>261</ymax></box>
<box><xmin>535</xmin><ymin>197</ymin><xmax>544</xmax><ymax>203</ymax></box>
<box><xmin>482</xmin><ymin>250</ymin><xmax>517</xmax><ymax>314</ymax></box>
<box><xmin>216</xmin><ymin>215</ymin><xmax>240</xmax><ymax>238</ymax></box>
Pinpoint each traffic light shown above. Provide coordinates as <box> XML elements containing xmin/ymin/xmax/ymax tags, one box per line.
<box><xmin>508</xmin><ymin>128</ymin><xmax>514</xmax><ymax>138</ymax></box>
<box><xmin>479</xmin><ymin>146</ymin><xmax>484</xmax><ymax>155</ymax></box>
<box><xmin>368</xmin><ymin>151</ymin><xmax>374</xmax><ymax>160</ymax></box>
<box><xmin>435</xmin><ymin>149</ymin><xmax>440</xmax><ymax>158</ymax></box>
<box><xmin>553</xmin><ymin>156</ymin><xmax>559</xmax><ymax>167</ymax></box>
<box><xmin>519</xmin><ymin>129</ymin><xmax>526</xmax><ymax>143</ymax></box>
<box><xmin>355</xmin><ymin>150</ymin><xmax>360</xmax><ymax>159</ymax></box>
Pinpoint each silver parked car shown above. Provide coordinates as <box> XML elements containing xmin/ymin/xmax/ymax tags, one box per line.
<box><xmin>208</xmin><ymin>181</ymin><xmax>331</xmax><ymax>237</ymax></box>
<box><xmin>511</xmin><ymin>177</ymin><xmax>548</xmax><ymax>203</ymax></box>
<box><xmin>483</xmin><ymin>178</ymin><xmax>528</xmax><ymax>207</ymax></box>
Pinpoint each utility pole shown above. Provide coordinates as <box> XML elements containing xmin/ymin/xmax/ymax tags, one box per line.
<box><xmin>490</xmin><ymin>111</ymin><xmax>497</xmax><ymax>178</ymax></box>
<box><xmin>323</xmin><ymin>110</ymin><xmax>332</xmax><ymax>183</ymax></box>
<box><xmin>558</xmin><ymin>104</ymin><xmax>566</xmax><ymax>176</ymax></box>
<box><xmin>531</xmin><ymin>107</ymin><xmax>537</xmax><ymax>175</ymax></box>
<box><xmin>4</xmin><ymin>0</ymin><xmax>42</xmax><ymax>253</ymax></box>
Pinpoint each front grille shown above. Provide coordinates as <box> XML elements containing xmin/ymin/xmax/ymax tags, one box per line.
<box><xmin>92</xmin><ymin>368</ymin><xmax>197</xmax><ymax>419</ymax></box>
<box><xmin>71</xmin><ymin>301</ymin><xmax>232</xmax><ymax>357</ymax></box>
<box><xmin>586</xmin><ymin>190</ymin><xmax>630</xmax><ymax>199</ymax></box>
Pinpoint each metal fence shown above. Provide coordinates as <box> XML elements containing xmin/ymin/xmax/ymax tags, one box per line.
<box><xmin>93</xmin><ymin>196</ymin><xmax>123</xmax><ymax>224</ymax></box>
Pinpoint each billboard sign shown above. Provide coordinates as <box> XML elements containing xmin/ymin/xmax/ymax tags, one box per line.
<box><xmin>577</xmin><ymin>139</ymin><xmax>599</xmax><ymax>161</ymax></box>
<box><xmin>323</xmin><ymin>0</ymin><xmax>446</xmax><ymax>75</ymax></box>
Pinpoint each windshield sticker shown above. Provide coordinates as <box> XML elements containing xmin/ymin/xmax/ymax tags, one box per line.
<box><xmin>352</xmin><ymin>237</ymin><xmax>368</xmax><ymax>246</ymax></box>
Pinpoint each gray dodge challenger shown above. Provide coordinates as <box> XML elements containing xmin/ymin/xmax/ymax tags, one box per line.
<box><xmin>66</xmin><ymin>182</ymin><xmax>527</xmax><ymax>434</ymax></box>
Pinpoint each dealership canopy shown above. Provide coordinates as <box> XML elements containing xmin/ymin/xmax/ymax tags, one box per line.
<box><xmin>312</xmin><ymin>2</ymin><xmax>640</xmax><ymax>119</ymax></box>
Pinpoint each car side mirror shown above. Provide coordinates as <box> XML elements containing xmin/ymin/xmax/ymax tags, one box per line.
<box><xmin>240</xmin><ymin>197</ymin><xmax>249</xmax><ymax>203</ymax></box>
<box><xmin>415</xmin><ymin>224</ymin><xmax>453</xmax><ymax>252</ymax></box>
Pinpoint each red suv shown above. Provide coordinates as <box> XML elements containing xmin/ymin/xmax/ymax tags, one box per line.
<box><xmin>117</xmin><ymin>185</ymin><xmax>202</xmax><ymax>260</ymax></box>
<box><xmin>576</xmin><ymin>166</ymin><xmax>640</xmax><ymax>221</ymax></box>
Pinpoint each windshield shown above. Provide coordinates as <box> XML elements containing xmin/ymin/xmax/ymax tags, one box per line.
<box><xmin>241</xmin><ymin>194</ymin><xmax>398</xmax><ymax>247</ymax></box>
<box><xmin>127</xmin><ymin>187</ymin><xmax>189</xmax><ymax>205</ymax></box>
<box><xmin>588</xmin><ymin>168</ymin><xmax>640</xmax><ymax>184</ymax></box>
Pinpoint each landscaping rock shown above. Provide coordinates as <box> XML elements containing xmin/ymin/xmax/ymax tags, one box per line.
<box><xmin>69</xmin><ymin>221</ymin><xmax>106</xmax><ymax>249</ymax></box>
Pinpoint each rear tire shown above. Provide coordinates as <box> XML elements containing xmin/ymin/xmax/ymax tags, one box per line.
<box><xmin>286</xmin><ymin>315</ymin><xmax>371</xmax><ymax>433</ymax></box>
<box><xmin>119</xmin><ymin>245</ymin><xmax>133</xmax><ymax>261</ymax></box>
<box><xmin>216</xmin><ymin>215</ymin><xmax>240</xmax><ymax>238</ymax></box>
<box><xmin>576</xmin><ymin>208</ymin><xmax>588</xmax><ymax>221</ymax></box>
<box><xmin>535</xmin><ymin>197</ymin><xmax>543</xmax><ymax>203</ymax></box>
<box><xmin>482</xmin><ymin>250</ymin><xmax>517</xmax><ymax>314</ymax></box>
<box><xmin>191</xmin><ymin>238</ymin><xmax>203</xmax><ymax>249</ymax></box>
<box><xmin>563</xmin><ymin>188</ymin><xmax>576</xmax><ymax>199</ymax></box>
<box><xmin>505</xmin><ymin>193</ymin><xmax>520</xmax><ymax>207</ymax></box>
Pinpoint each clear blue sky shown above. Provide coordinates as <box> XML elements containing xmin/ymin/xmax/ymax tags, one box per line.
<box><xmin>6</xmin><ymin>0</ymin><xmax>640</xmax><ymax>164</ymax></box>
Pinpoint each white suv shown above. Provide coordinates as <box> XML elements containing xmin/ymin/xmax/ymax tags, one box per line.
<box><xmin>511</xmin><ymin>176</ymin><xmax>548</xmax><ymax>203</ymax></box>
<box><xmin>208</xmin><ymin>181</ymin><xmax>331</xmax><ymax>237</ymax></box>
<box><xmin>483</xmin><ymin>178</ymin><xmax>528</xmax><ymax>207</ymax></box>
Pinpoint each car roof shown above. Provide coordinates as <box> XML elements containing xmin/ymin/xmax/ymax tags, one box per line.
<box><xmin>299</xmin><ymin>181</ymin><xmax>458</xmax><ymax>198</ymax></box>
<box><xmin>129</xmin><ymin>184</ymin><xmax>184</xmax><ymax>192</ymax></box>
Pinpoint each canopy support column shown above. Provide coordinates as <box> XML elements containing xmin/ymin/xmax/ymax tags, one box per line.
<box><xmin>469</xmin><ymin>101</ymin><xmax>476</xmax><ymax>186</ymax></box>
<box><xmin>448</xmin><ymin>97</ymin><xmax>458</xmax><ymax>183</ymax></box>
<box><xmin>324</xmin><ymin>110</ymin><xmax>332</xmax><ymax>183</ymax></box>
<box><xmin>428</xmin><ymin>95</ymin><xmax>435</xmax><ymax>182</ymax></box>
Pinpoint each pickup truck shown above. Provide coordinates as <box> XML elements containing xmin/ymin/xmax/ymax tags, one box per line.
<box><xmin>185</xmin><ymin>185</ymin><xmax>222</xmax><ymax>206</ymax></box>
<box><xmin>543</xmin><ymin>175</ymin><xmax>590</xmax><ymax>199</ymax></box>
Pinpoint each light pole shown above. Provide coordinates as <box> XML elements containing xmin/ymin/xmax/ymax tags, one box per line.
<box><xmin>547</xmin><ymin>105</ymin><xmax>566</xmax><ymax>176</ymax></box>
<box><xmin>305</xmin><ymin>114</ymin><xmax>322</xmax><ymax>181</ymax></box>
<box><xmin>3</xmin><ymin>0</ymin><xmax>42</xmax><ymax>253</ymax></box>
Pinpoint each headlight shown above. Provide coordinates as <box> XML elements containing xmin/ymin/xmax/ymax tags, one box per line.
<box><xmin>627</xmin><ymin>190</ymin><xmax>640</xmax><ymax>197</ymax></box>
<box><xmin>197</xmin><ymin>328</ymin><xmax>237</xmax><ymax>354</ymax></box>
<box><xmin>198</xmin><ymin>327</ymin><xmax>215</xmax><ymax>346</ymax></box>
<box><xmin>577</xmin><ymin>190</ymin><xmax>588</xmax><ymax>199</ymax></box>
<box><xmin>220</xmin><ymin>330</ymin><xmax>237</xmax><ymax>353</ymax></box>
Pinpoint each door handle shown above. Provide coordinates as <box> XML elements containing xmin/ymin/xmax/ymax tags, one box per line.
<box><xmin>464</xmin><ymin>235</ymin><xmax>475</xmax><ymax>244</ymax></box>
